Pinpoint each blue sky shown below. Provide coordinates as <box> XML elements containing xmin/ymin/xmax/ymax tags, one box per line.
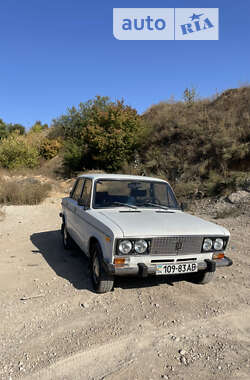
<box><xmin>0</xmin><ymin>0</ymin><xmax>249</xmax><ymax>127</ymax></box>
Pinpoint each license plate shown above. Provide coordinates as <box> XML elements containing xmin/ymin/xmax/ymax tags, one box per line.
<box><xmin>156</xmin><ymin>262</ymin><xmax>198</xmax><ymax>275</ymax></box>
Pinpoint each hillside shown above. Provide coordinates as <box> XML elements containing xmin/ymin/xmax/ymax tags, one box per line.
<box><xmin>141</xmin><ymin>86</ymin><xmax>250</xmax><ymax>198</ymax></box>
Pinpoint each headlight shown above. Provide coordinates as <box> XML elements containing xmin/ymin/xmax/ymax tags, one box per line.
<box><xmin>214</xmin><ymin>238</ymin><xmax>224</xmax><ymax>250</ymax></box>
<box><xmin>134</xmin><ymin>240</ymin><xmax>148</xmax><ymax>254</ymax></box>
<box><xmin>118</xmin><ymin>240</ymin><xmax>132</xmax><ymax>254</ymax></box>
<box><xmin>203</xmin><ymin>238</ymin><xmax>213</xmax><ymax>251</ymax></box>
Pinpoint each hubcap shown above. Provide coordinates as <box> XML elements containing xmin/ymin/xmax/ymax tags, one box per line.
<box><xmin>92</xmin><ymin>254</ymin><xmax>100</xmax><ymax>284</ymax></box>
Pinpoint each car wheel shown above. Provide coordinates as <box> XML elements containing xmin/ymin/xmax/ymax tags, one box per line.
<box><xmin>91</xmin><ymin>243</ymin><xmax>114</xmax><ymax>293</ymax></box>
<box><xmin>191</xmin><ymin>270</ymin><xmax>215</xmax><ymax>284</ymax></box>
<box><xmin>61</xmin><ymin>222</ymin><xmax>74</xmax><ymax>250</ymax></box>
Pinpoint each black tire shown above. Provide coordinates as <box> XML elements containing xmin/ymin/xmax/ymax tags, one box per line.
<box><xmin>91</xmin><ymin>243</ymin><xmax>114</xmax><ymax>293</ymax></box>
<box><xmin>191</xmin><ymin>270</ymin><xmax>215</xmax><ymax>284</ymax></box>
<box><xmin>61</xmin><ymin>222</ymin><xmax>74</xmax><ymax>250</ymax></box>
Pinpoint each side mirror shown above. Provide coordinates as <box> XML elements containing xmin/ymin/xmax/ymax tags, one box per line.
<box><xmin>181</xmin><ymin>202</ymin><xmax>187</xmax><ymax>211</ymax></box>
<box><xmin>77</xmin><ymin>198</ymin><xmax>86</xmax><ymax>208</ymax></box>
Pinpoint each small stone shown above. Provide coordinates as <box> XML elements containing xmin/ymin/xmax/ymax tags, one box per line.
<box><xmin>80</xmin><ymin>303</ymin><xmax>89</xmax><ymax>308</ymax></box>
<box><xmin>179</xmin><ymin>349</ymin><xmax>186</xmax><ymax>356</ymax></box>
<box><xmin>180</xmin><ymin>356</ymin><xmax>187</xmax><ymax>365</ymax></box>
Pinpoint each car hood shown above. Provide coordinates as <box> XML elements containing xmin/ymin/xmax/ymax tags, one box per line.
<box><xmin>99</xmin><ymin>209</ymin><xmax>229</xmax><ymax>237</ymax></box>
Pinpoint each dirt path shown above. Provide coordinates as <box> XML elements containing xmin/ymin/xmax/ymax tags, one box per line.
<box><xmin>0</xmin><ymin>199</ymin><xmax>249</xmax><ymax>380</ymax></box>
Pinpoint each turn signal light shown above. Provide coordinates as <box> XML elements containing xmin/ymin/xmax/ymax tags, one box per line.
<box><xmin>212</xmin><ymin>252</ymin><xmax>224</xmax><ymax>260</ymax></box>
<box><xmin>114</xmin><ymin>258</ymin><xmax>125</xmax><ymax>266</ymax></box>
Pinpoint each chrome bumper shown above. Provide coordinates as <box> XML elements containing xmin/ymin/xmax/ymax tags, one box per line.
<box><xmin>105</xmin><ymin>257</ymin><xmax>233</xmax><ymax>277</ymax></box>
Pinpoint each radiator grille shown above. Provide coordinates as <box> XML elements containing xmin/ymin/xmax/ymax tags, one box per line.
<box><xmin>150</xmin><ymin>236</ymin><xmax>203</xmax><ymax>255</ymax></box>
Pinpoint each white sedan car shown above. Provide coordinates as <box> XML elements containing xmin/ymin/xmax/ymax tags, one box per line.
<box><xmin>60</xmin><ymin>174</ymin><xmax>232</xmax><ymax>293</ymax></box>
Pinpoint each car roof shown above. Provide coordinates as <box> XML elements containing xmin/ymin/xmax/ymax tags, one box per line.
<box><xmin>77</xmin><ymin>173</ymin><xmax>168</xmax><ymax>183</ymax></box>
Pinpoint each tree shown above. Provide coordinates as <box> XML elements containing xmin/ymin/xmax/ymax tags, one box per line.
<box><xmin>29</xmin><ymin>120</ymin><xmax>48</xmax><ymax>133</ymax></box>
<box><xmin>0</xmin><ymin>119</ymin><xmax>8</xmax><ymax>140</ymax></box>
<box><xmin>183</xmin><ymin>86</ymin><xmax>198</xmax><ymax>105</ymax></box>
<box><xmin>51</xmin><ymin>96</ymin><xmax>147</xmax><ymax>172</ymax></box>
<box><xmin>8</xmin><ymin>123</ymin><xmax>25</xmax><ymax>135</ymax></box>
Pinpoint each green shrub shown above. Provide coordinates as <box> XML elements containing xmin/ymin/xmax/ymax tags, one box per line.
<box><xmin>39</xmin><ymin>138</ymin><xmax>62</xmax><ymax>160</ymax></box>
<box><xmin>0</xmin><ymin>133</ymin><xmax>40</xmax><ymax>169</ymax></box>
<box><xmin>0</xmin><ymin>179</ymin><xmax>51</xmax><ymax>205</ymax></box>
<box><xmin>203</xmin><ymin>171</ymin><xmax>249</xmax><ymax>197</ymax></box>
<box><xmin>173</xmin><ymin>182</ymin><xmax>198</xmax><ymax>200</ymax></box>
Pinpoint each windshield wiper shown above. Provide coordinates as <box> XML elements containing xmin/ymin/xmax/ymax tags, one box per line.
<box><xmin>111</xmin><ymin>202</ymin><xmax>138</xmax><ymax>209</ymax></box>
<box><xmin>141</xmin><ymin>202</ymin><xmax>170</xmax><ymax>210</ymax></box>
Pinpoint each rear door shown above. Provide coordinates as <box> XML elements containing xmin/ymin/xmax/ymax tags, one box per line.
<box><xmin>66</xmin><ymin>177</ymin><xmax>85</xmax><ymax>242</ymax></box>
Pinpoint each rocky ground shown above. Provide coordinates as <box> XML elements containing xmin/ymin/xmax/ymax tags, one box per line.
<box><xmin>0</xmin><ymin>196</ymin><xmax>249</xmax><ymax>380</ymax></box>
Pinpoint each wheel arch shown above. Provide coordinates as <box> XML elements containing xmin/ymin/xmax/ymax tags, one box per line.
<box><xmin>89</xmin><ymin>236</ymin><xmax>103</xmax><ymax>258</ymax></box>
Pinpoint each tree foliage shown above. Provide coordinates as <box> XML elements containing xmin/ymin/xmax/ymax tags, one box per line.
<box><xmin>0</xmin><ymin>119</ymin><xmax>8</xmax><ymax>140</ymax></box>
<box><xmin>8</xmin><ymin>123</ymin><xmax>25</xmax><ymax>135</ymax></box>
<box><xmin>0</xmin><ymin>132</ymin><xmax>39</xmax><ymax>169</ymax></box>
<box><xmin>39</xmin><ymin>138</ymin><xmax>62</xmax><ymax>160</ymax></box>
<box><xmin>0</xmin><ymin>119</ymin><xmax>26</xmax><ymax>139</ymax></box>
<box><xmin>30</xmin><ymin>120</ymin><xmax>48</xmax><ymax>133</ymax></box>
<box><xmin>51</xmin><ymin>96</ymin><xmax>147</xmax><ymax>172</ymax></box>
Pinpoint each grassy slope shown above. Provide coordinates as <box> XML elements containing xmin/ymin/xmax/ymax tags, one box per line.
<box><xmin>141</xmin><ymin>87</ymin><xmax>250</xmax><ymax>199</ymax></box>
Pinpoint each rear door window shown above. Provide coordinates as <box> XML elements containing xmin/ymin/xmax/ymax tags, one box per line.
<box><xmin>71</xmin><ymin>178</ymin><xmax>84</xmax><ymax>201</ymax></box>
<box><xmin>80</xmin><ymin>179</ymin><xmax>92</xmax><ymax>208</ymax></box>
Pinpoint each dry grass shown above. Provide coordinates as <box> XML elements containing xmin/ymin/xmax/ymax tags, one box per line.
<box><xmin>0</xmin><ymin>179</ymin><xmax>51</xmax><ymax>205</ymax></box>
<box><xmin>214</xmin><ymin>207</ymin><xmax>242</xmax><ymax>219</ymax></box>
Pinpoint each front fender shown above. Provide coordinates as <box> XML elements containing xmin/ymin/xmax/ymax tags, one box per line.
<box><xmin>88</xmin><ymin>232</ymin><xmax>113</xmax><ymax>264</ymax></box>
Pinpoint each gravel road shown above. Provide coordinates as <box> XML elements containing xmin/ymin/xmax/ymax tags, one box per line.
<box><xmin>0</xmin><ymin>199</ymin><xmax>249</xmax><ymax>380</ymax></box>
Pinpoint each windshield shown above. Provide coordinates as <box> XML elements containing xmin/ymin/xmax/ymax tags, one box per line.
<box><xmin>93</xmin><ymin>179</ymin><xmax>179</xmax><ymax>209</ymax></box>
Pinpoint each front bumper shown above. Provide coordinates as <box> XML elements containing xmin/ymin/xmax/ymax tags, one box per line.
<box><xmin>105</xmin><ymin>257</ymin><xmax>233</xmax><ymax>277</ymax></box>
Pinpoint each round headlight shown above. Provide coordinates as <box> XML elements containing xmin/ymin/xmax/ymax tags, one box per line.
<box><xmin>118</xmin><ymin>240</ymin><xmax>132</xmax><ymax>254</ymax></box>
<box><xmin>134</xmin><ymin>240</ymin><xmax>148</xmax><ymax>254</ymax></box>
<box><xmin>214</xmin><ymin>238</ymin><xmax>224</xmax><ymax>250</ymax></box>
<box><xmin>203</xmin><ymin>238</ymin><xmax>213</xmax><ymax>251</ymax></box>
